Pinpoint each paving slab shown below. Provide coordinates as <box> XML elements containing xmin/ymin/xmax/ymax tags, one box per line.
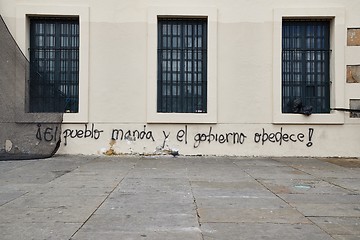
<box><xmin>191</xmin><ymin>185</ymin><xmax>276</xmax><ymax>199</ymax></box>
<box><xmin>0</xmin><ymin>155</ymin><xmax>359</xmax><ymax>240</ymax></box>
<box><xmin>201</xmin><ymin>222</ymin><xmax>334</xmax><ymax>240</ymax></box>
<box><xmin>194</xmin><ymin>196</ymin><xmax>288</xmax><ymax>210</ymax></box>
<box><xmin>0</xmin><ymin>222</ymin><xmax>81</xmax><ymax>240</ymax></box>
<box><xmin>327</xmin><ymin>178</ymin><xmax>360</xmax><ymax>192</ymax></box>
<box><xmin>308</xmin><ymin>217</ymin><xmax>360</xmax><ymax>236</ymax></box>
<box><xmin>242</xmin><ymin>165</ymin><xmax>315</xmax><ymax>180</ymax></box>
<box><xmin>197</xmin><ymin>207</ymin><xmax>310</xmax><ymax>224</ymax></box>
<box><xmin>289</xmin><ymin>203</ymin><xmax>360</xmax><ymax>217</ymax></box>
<box><xmin>332</xmin><ymin>235</ymin><xmax>360</xmax><ymax>240</ymax></box>
<box><xmin>0</xmin><ymin>186</ymin><xmax>27</xmax><ymax>206</ymax></box>
<box><xmin>279</xmin><ymin>193</ymin><xmax>360</xmax><ymax>205</ymax></box>
<box><xmin>0</xmin><ymin>160</ymin><xmax>36</xmax><ymax>174</ymax></box>
<box><xmin>72</xmin><ymin>229</ymin><xmax>203</xmax><ymax>240</ymax></box>
<box><xmin>279</xmin><ymin>193</ymin><xmax>360</xmax><ymax>217</ymax></box>
<box><xmin>259</xmin><ymin>178</ymin><xmax>352</xmax><ymax>195</ymax></box>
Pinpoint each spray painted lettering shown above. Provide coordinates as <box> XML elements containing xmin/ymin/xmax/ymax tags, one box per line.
<box><xmin>36</xmin><ymin>124</ymin><xmax>59</xmax><ymax>142</ymax></box>
<box><xmin>111</xmin><ymin>125</ymin><xmax>155</xmax><ymax>142</ymax></box>
<box><xmin>63</xmin><ymin>123</ymin><xmax>103</xmax><ymax>146</ymax></box>
<box><xmin>193</xmin><ymin>127</ymin><xmax>247</xmax><ymax>148</ymax></box>
<box><xmin>36</xmin><ymin>124</ymin><xmax>316</xmax><ymax>149</ymax></box>
<box><xmin>253</xmin><ymin>128</ymin><xmax>314</xmax><ymax>147</ymax></box>
<box><xmin>176</xmin><ymin>125</ymin><xmax>188</xmax><ymax>144</ymax></box>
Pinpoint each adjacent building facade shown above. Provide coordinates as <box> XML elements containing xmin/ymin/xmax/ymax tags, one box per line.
<box><xmin>1</xmin><ymin>0</ymin><xmax>360</xmax><ymax>157</ymax></box>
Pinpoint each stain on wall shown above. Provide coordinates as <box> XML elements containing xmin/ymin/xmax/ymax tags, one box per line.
<box><xmin>347</xmin><ymin>28</ymin><xmax>360</xmax><ymax>46</ymax></box>
<box><xmin>350</xmin><ymin>99</ymin><xmax>360</xmax><ymax>118</ymax></box>
<box><xmin>346</xmin><ymin>65</ymin><xmax>360</xmax><ymax>83</ymax></box>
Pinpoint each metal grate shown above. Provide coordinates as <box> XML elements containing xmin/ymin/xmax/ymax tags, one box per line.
<box><xmin>282</xmin><ymin>20</ymin><xmax>330</xmax><ymax>114</ymax></box>
<box><xmin>157</xmin><ymin>18</ymin><xmax>207</xmax><ymax>113</ymax></box>
<box><xmin>29</xmin><ymin>18</ymin><xmax>79</xmax><ymax>113</ymax></box>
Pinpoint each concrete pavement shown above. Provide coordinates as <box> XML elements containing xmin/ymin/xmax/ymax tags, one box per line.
<box><xmin>0</xmin><ymin>155</ymin><xmax>359</xmax><ymax>240</ymax></box>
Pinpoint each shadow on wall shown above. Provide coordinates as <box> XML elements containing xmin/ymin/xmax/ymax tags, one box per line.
<box><xmin>0</xmin><ymin>15</ymin><xmax>63</xmax><ymax>160</ymax></box>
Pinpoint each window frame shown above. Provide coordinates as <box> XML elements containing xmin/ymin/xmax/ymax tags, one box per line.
<box><xmin>157</xmin><ymin>18</ymin><xmax>208</xmax><ymax>114</ymax></box>
<box><xmin>273</xmin><ymin>8</ymin><xmax>345</xmax><ymax>124</ymax></box>
<box><xmin>15</xmin><ymin>4</ymin><xmax>89</xmax><ymax>123</ymax></box>
<box><xmin>281</xmin><ymin>19</ymin><xmax>331</xmax><ymax>114</ymax></box>
<box><xmin>147</xmin><ymin>7</ymin><xmax>218</xmax><ymax>123</ymax></box>
<box><xmin>29</xmin><ymin>17</ymin><xmax>80</xmax><ymax>113</ymax></box>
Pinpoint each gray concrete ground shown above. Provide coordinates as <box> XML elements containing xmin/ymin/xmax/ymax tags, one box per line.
<box><xmin>0</xmin><ymin>155</ymin><xmax>359</xmax><ymax>240</ymax></box>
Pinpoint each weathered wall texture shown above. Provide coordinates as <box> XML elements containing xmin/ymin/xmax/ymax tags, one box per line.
<box><xmin>347</xmin><ymin>28</ymin><xmax>360</xmax><ymax>46</ymax></box>
<box><xmin>346</xmin><ymin>65</ymin><xmax>360</xmax><ymax>83</ymax></box>
<box><xmin>1</xmin><ymin>0</ymin><xmax>360</xmax><ymax>157</ymax></box>
<box><xmin>350</xmin><ymin>100</ymin><xmax>360</xmax><ymax>118</ymax></box>
<box><xmin>0</xmin><ymin>16</ymin><xmax>62</xmax><ymax>160</ymax></box>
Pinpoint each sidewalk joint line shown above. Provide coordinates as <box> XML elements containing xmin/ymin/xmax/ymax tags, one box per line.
<box><xmin>69</xmin><ymin>159</ymin><xmax>139</xmax><ymax>239</ymax></box>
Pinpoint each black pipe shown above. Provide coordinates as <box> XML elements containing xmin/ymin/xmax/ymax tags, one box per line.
<box><xmin>331</xmin><ymin>108</ymin><xmax>360</xmax><ymax>113</ymax></box>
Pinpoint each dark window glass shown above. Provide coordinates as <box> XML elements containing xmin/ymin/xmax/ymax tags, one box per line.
<box><xmin>157</xmin><ymin>19</ymin><xmax>207</xmax><ymax>113</ymax></box>
<box><xmin>29</xmin><ymin>18</ymin><xmax>79</xmax><ymax>113</ymax></box>
<box><xmin>282</xmin><ymin>20</ymin><xmax>330</xmax><ymax>114</ymax></box>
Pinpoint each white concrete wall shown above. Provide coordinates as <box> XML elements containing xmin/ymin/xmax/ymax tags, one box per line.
<box><xmin>1</xmin><ymin>0</ymin><xmax>360</xmax><ymax>157</ymax></box>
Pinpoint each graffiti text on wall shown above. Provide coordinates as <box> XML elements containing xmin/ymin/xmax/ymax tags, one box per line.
<box><xmin>254</xmin><ymin>127</ymin><xmax>314</xmax><ymax>147</ymax></box>
<box><xmin>36</xmin><ymin>124</ymin><xmax>59</xmax><ymax>142</ymax></box>
<box><xmin>62</xmin><ymin>123</ymin><xmax>104</xmax><ymax>145</ymax></box>
<box><xmin>36</xmin><ymin>124</ymin><xmax>315</xmax><ymax>148</ymax></box>
<box><xmin>193</xmin><ymin>127</ymin><xmax>247</xmax><ymax>148</ymax></box>
<box><xmin>111</xmin><ymin>125</ymin><xmax>155</xmax><ymax>142</ymax></box>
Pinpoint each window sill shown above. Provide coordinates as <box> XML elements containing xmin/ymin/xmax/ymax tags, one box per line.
<box><xmin>273</xmin><ymin>111</ymin><xmax>344</xmax><ymax>125</ymax></box>
<box><xmin>147</xmin><ymin>112</ymin><xmax>217</xmax><ymax>124</ymax></box>
<box><xmin>63</xmin><ymin>111</ymin><xmax>89</xmax><ymax>123</ymax></box>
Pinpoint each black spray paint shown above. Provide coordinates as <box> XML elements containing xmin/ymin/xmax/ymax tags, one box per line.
<box><xmin>307</xmin><ymin>128</ymin><xmax>314</xmax><ymax>147</ymax></box>
<box><xmin>253</xmin><ymin>127</ymin><xmax>314</xmax><ymax>147</ymax></box>
<box><xmin>36</xmin><ymin>124</ymin><xmax>59</xmax><ymax>142</ymax></box>
<box><xmin>176</xmin><ymin>125</ymin><xmax>188</xmax><ymax>144</ymax></box>
<box><xmin>193</xmin><ymin>127</ymin><xmax>247</xmax><ymax>148</ymax></box>
<box><xmin>111</xmin><ymin>125</ymin><xmax>155</xmax><ymax>142</ymax></box>
<box><xmin>37</xmin><ymin>124</ymin><xmax>315</xmax><ymax>149</ymax></box>
<box><xmin>63</xmin><ymin>123</ymin><xmax>104</xmax><ymax>145</ymax></box>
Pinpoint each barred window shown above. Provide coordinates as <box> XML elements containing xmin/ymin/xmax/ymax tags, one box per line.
<box><xmin>282</xmin><ymin>20</ymin><xmax>330</xmax><ymax>114</ymax></box>
<box><xmin>157</xmin><ymin>18</ymin><xmax>207</xmax><ymax>113</ymax></box>
<box><xmin>29</xmin><ymin>18</ymin><xmax>79</xmax><ymax>113</ymax></box>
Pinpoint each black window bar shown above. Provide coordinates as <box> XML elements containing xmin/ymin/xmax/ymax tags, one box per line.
<box><xmin>157</xmin><ymin>18</ymin><xmax>207</xmax><ymax>113</ymax></box>
<box><xmin>29</xmin><ymin>18</ymin><xmax>79</xmax><ymax>113</ymax></box>
<box><xmin>282</xmin><ymin>20</ymin><xmax>330</xmax><ymax>114</ymax></box>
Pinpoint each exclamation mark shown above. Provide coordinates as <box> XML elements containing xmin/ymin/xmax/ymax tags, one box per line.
<box><xmin>306</xmin><ymin>128</ymin><xmax>314</xmax><ymax>147</ymax></box>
